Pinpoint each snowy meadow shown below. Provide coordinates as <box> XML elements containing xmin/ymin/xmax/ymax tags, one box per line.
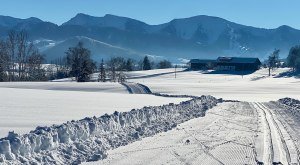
<box><xmin>0</xmin><ymin>68</ymin><xmax>300</xmax><ymax>164</ymax></box>
<box><xmin>0</xmin><ymin>82</ymin><xmax>188</xmax><ymax>137</ymax></box>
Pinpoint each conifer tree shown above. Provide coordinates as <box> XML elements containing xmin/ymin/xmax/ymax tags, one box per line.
<box><xmin>98</xmin><ymin>59</ymin><xmax>106</xmax><ymax>82</ymax></box>
<box><xmin>142</xmin><ymin>56</ymin><xmax>151</xmax><ymax>70</ymax></box>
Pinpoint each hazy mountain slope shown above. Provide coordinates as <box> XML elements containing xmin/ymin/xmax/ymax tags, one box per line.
<box><xmin>0</xmin><ymin>16</ymin><xmax>43</xmax><ymax>28</ymax></box>
<box><xmin>0</xmin><ymin>16</ymin><xmax>50</xmax><ymax>38</ymax></box>
<box><xmin>0</xmin><ymin>14</ymin><xmax>300</xmax><ymax>62</ymax></box>
<box><xmin>42</xmin><ymin>36</ymin><xmax>148</xmax><ymax>62</ymax></box>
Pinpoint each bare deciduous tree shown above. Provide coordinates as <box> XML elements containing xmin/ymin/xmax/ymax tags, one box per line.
<box><xmin>268</xmin><ymin>49</ymin><xmax>280</xmax><ymax>76</ymax></box>
<box><xmin>16</xmin><ymin>31</ymin><xmax>36</xmax><ymax>80</ymax></box>
<box><xmin>7</xmin><ymin>30</ymin><xmax>17</xmax><ymax>81</ymax></box>
<box><xmin>0</xmin><ymin>41</ymin><xmax>9</xmax><ymax>81</ymax></box>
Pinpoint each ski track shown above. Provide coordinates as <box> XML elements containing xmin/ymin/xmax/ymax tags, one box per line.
<box><xmin>267</xmin><ymin>101</ymin><xmax>300</xmax><ymax>164</ymax></box>
<box><xmin>87</xmin><ymin>100</ymin><xmax>300</xmax><ymax>165</ymax></box>
<box><xmin>252</xmin><ymin>102</ymin><xmax>299</xmax><ymax>165</ymax></box>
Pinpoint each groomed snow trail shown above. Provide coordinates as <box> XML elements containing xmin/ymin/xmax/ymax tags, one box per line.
<box><xmin>122</xmin><ymin>82</ymin><xmax>152</xmax><ymax>94</ymax></box>
<box><xmin>85</xmin><ymin>102</ymin><xmax>258</xmax><ymax>165</ymax></box>
<box><xmin>270</xmin><ymin>98</ymin><xmax>300</xmax><ymax>164</ymax></box>
<box><xmin>86</xmin><ymin>100</ymin><xmax>300</xmax><ymax>165</ymax></box>
<box><xmin>252</xmin><ymin>102</ymin><xmax>297</xmax><ymax>165</ymax></box>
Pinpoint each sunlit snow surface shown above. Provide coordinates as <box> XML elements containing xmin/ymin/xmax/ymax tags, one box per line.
<box><xmin>85</xmin><ymin>102</ymin><xmax>257</xmax><ymax>165</ymax></box>
<box><xmin>0</xmin><ymin>68</ymin><xmax>299</xmax><ymax>164</ymax></box>
<box><xmin>0</xmin><ymin>82</ymin><xmax>187</xmax><ymax>137</ymax></box>
<box><xmin>130</xmin><ymin>68</ymin><xmax>300</xmax><ymax>102</ymax></box>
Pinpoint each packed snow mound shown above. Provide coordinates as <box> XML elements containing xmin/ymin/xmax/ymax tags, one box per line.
<box><xmin>0</xmin><ymin>95</ymin><xmax>219</xmax><ymax>164</ymax></box>
<box><xmin>277</xmin><ymin>97</ymin><xmax>300</xmax><ymax>109</ymax></box>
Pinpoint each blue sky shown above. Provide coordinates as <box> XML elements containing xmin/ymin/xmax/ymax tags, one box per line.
<box><xmin>0</xmin><ymin>0</ymin><xmax>299</xmax><ymax>29</ymax></box>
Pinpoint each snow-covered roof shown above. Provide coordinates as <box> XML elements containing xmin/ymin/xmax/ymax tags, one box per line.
<box><xmin>189</xmin><ymin>59</ymin><xmax>216</xmax><ymax>64</ymax></box>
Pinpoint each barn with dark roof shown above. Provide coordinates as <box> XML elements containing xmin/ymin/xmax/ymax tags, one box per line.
<box><xmin>216</xmin><ymin>57</ymin><xmax>261</xmax><ymax>71</ymax></box>
<box><xmin>188</xmin><ymin>57</ymin><xmax>261</xmax><ymax>71</ymax></box>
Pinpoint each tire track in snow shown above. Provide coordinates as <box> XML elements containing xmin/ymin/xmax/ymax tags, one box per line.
<box><xmin>169</xmin><ymin>150</ymin><xmax>190</xmax><ymax>165</ymax></box>
<box><xmin>253</xmin><ymin>102</ymin><xmax>291</xmax><ymax>164</ymax></box>
<box><xmin>182</xmin><ymin>129</ymin><xmax>225</xmax><ymax>165</ymax></box>
<box><xmin>88</xmin><ymin>102</ymin><xmax>257</xmax><ymax>165</ymax></box>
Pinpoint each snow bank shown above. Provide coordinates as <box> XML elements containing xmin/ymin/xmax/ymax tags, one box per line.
<box><xmin>0</xmin><ymin>95</ymin><xmax>218</xmax><ymax>164</ymax></box>
<box><xmin>277</xmin><ymin>97</ymin><xmax>300</xmax><ymax>110</ymax></box>
<box><xmin>152</xmin><ymin>93</ymin><xmax>239</xmax><ymax>103</ymax></box>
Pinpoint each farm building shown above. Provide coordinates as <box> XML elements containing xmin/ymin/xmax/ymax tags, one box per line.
<box><xmin>216</xmin><ymin>57</ymin><xmax>261</xmax><ymax>71</ymax></box>
<box><xmin>188</xmin><ymin>59</ymin><xmax>216</xmax><ymax>70</ymax></box>
<box><xmin>189</xmin><ymin>57</ymin><xmax>261</xmax><ymax>71</ymax></box>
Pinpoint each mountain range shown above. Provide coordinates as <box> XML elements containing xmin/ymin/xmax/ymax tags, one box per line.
<box><xmin>0</xmin><ymin>13</ymin><xmax>300</xmax><ymax>63</ymax></box>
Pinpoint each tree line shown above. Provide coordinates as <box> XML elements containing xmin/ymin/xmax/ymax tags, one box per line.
<box><xmin>0</xmin><ymin>31</ymin><xmax>173</xmax><ymax>82</ymax></box>
<box><xmin>50</xmin><ymin>42</ymin><xmax>173</xmax><ymax>82</ymax></box>
<box><xmin>287</xmin><ymin>45</ymin><xmax>300</xmax><ymax>72</ymax></box>
<box><xmin>266</xmin><ymin>46</ymin><xmax>300</xmax><ymax>76</ymax></box>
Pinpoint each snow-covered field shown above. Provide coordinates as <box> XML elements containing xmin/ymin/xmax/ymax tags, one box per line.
<box><xmin>0</xmin><ymin>85</ymin><xmax>188</xmax><ymax>137</ymax></box>
<box><xmin>0</xmin><ymin>68</ymin><xmax>300</xmax><ymax>164</ymax></box>
<box><xmin>131</xmin><ymin>68</ymin><xmax>300</xmax><ymax>101</ymax></box>
<box><xmin>83</xmin><ymin>68</ymin><xmax>300</xmax><ymax>165</ymax></box>
<box><xmin>125</xmin><ymin>68</ymin><xmax>185</xmax><ymax>79</ymax></box>
<box><xmin>0</xmin><ymin>82</ymin><xmax>128</xmax><ymax>93</ymax></box>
